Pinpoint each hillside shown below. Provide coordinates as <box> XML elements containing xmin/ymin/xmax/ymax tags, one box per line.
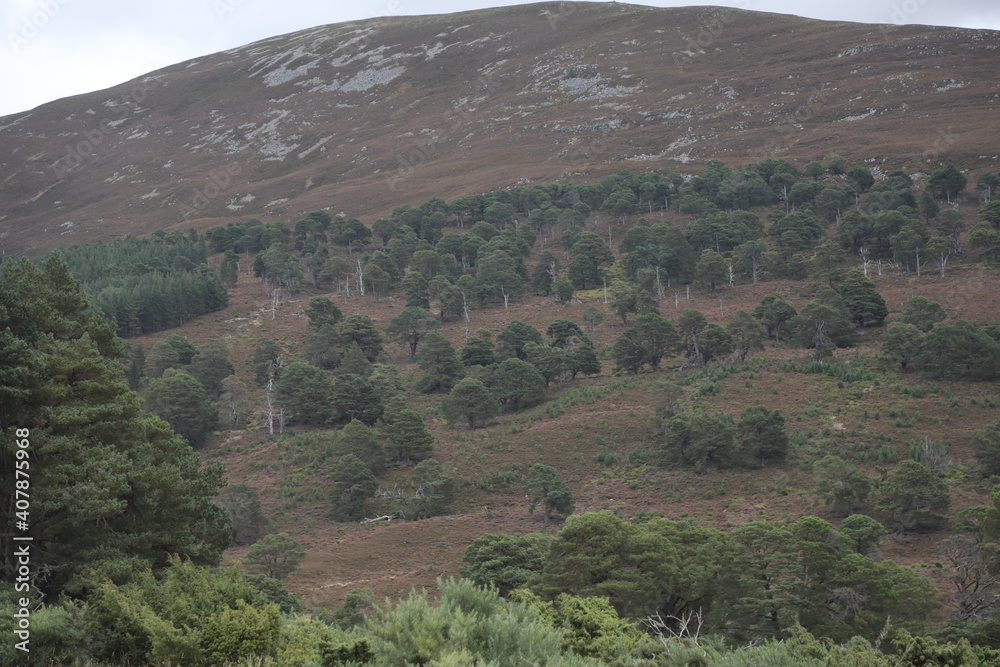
<box><xmin>6</xmin><ymin>3</ymin><xmax>1000</xmax><ymax>662</ymax></box>
<box><xmin>1</xmin><ymin>1</ymin><xmax>998</xmax><ymax>255</ymax></box>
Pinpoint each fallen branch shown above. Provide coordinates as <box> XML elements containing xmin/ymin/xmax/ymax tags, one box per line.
<box><xmin>360</xmin><ymin>512</ymin><xmax>403</xmax><ymax>524</ymax></box>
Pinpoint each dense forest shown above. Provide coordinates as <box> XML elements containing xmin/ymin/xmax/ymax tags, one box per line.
<box><xmin>5</xmin><ymin>155</ymin><xmax>1000</xmax><ymax>665</ymax></box>
<box><xmin>57</xmin><ymin>232</ymin><xmax>229</xmax><ymax>338</ymax></box>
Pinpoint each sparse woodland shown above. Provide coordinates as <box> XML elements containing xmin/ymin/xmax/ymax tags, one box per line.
<box><xmin>8</xmin><ymin>158</ymin><xmax>1000</xmax><ymax>665</ymax></box>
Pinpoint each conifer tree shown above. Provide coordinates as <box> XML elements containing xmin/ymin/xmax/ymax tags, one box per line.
<box><xmin>526</xmin><ymin>464</ymin><xmax>575</xmax><ymax>522</ymax></box>
<box><xmin>383</xmin><ymin>409</ymin><xmax>434</xmax><ymax>463</ymax></box>
<box><xmin>329</xmin><ymin>455</ymin><xmax>378</xmax><ymax>522</ymax></box>
<box><xmin>333</xmin><ymin>419</ymin><xmax>387</xmax><ymax>475</ymax></box>
<box><xmin>144</xmin><ymin>368</ymin><xmax>218</xmax><ymax>447</ymax></box>
<box><xmin>0</xmin><ymin>255</ymin><xmax>229</xmax><ymax>597</ymax></box>
<box><xmin>441</xmin><ymin>378</ymin><xmax>499</xmax><ymax>429</ymax></box>
<box><xmin>414</xmin><ymin>331</ymin><xmax>465</xmax><ymax>393</ymax></box>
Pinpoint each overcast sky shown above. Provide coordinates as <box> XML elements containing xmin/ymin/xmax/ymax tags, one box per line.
<box><xmin>3</xmin><ymin>0</ymin><xmax>999</xmax><ymax>118</ymax></box>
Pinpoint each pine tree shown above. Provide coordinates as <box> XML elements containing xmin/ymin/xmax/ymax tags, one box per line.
<box><xmin>834</xmin><ymin>269</ymin><xmax>887</xmax><ymax>327</ymax></box>
<box><xmin>274</xmin><ymin>361</ymin><xmax>335</xmax><ymax>425</ymax></box>
<box><xmin>0</xmin><ymin>254</ymin><xmax>229</xmax><ymax>597</ymax></box>
<box><xmin>331</xmin><ymin>373</ymin><xmax>384</xmax><ymax>425</ymax></box>
<box><xmin>340</xmin><ymin>314</ymin><xmax>384</xmax><ymax>361</ymax></box>
<box><xmin>414</xmin><ymin>331</ymin><xmax>465</xmax><ymax>393</ymax></box>
<box><xmin>243</xmin><ymin>533</ymin><xmax>305</xmax><ymax>580</ymax></box>
<box><xmin>329</xmin><ymin>455</ymin><xmax>378</xmax><ymax>522</ymax></box>
<box><xmin>441</xmin><ymin>378</ymin><xmax>499</xmax><ymax>429</ymax></box>
<box><xmin>383</xmin><ymin>409</ymin><xmax>434</xmax><ymax>463</ymax></box>
<box><xmin>189</xmin><ymin>339</ymin><xmax>234</xmax><ymax>396</ymax></box>
<box><xmin>460</xmin><ymin>335</ymin><xmax>496</xmax><ymax>367</ymax></box>
<box><xmin>386</xmin><ymin>307</ymin><xmax>439</xmax><ymax>360</ymax></box>
<box><xmin>144</xmin><ymin>368</ymin><xmax>218</xmax><ymax>447</ymax></box>
<box><xmin>337</xmin><ymin>341</ymin><xmax>373</xmax><ymax>377</ymax></box>
<box><xmin>526</xmin><ymin>464</ymin><xmax>575</xmax><ymax>522</ymax></box>
<box><xmin>333</xmin><ymin>419</ymin><xmax>388</xmax><ymax>475</ymax></box>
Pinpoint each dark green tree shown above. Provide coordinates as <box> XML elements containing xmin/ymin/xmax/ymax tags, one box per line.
<box><xmin>459</xmin><ymin>335</ymin><xmax>495</xmax><ymax>367</ymax></box>
<box><xmin>524</xmin><ymin>343</ymin><xmax>570</xmax><ymax>388</ymax></box>
<box><xmin>386</xmin><ymin>306</ymin><xmax>439</xmax><ymax>360</ymax></box>
<box><xmin>441</xmin><ymin>378</ymin><xmax>499</xmax><ymax>429</ymax></box>
<box><xmin>880</xmin><ymin>323</ymin><xmax>923</xmax><ymax>373</ymax></box>
<box><xmin>305</xmin><ymin>296</ymin><xmax>344</xmax><ymax>330</ymax></box>
<box><xmin>329</xmin><ymin>454</ymin><xmax>378</xmax><ymax>522</ymax></box>
<box><xmin>534</xmin><ymin>511</ymin><xmax>681</xmax><ymax>619</ymax></box>
<box><xmin>407</xmin><ymin>459</ymin><xmax>456</xmax><ymax>519</ymax></box>
<box><xmin>900</xmin><ymin>296</ymin><xmax>946</xmax><ymax>332</ymax></box>
<box><xmin>695</xmin><ymin>324</ymin><xmax>735</xmax><ymax>365</ymax></box>
<box><xmin>340</xmin><ymin>314</ymin><xmax>383</xmax><ymax>361</ymax></box>
<box><xmin>928</xmin><ymin>164</ymin><xmax>968</xmax><ymax>201</ymax></box>
<box><xmin>382</xmin><ymin>409</ymin><xmax>434</xmax><ymax>463</ymax></box>
<box><xmin>414</xmin><ymin>331</ymin><xmax>465</xmax><ymax>393</ymax></box>
<box><xmin>876</xmin><ymin>460</ymin><xmax>951</xmax><ymax>535</ymax></box>
<box><xmin>736</xmin><ymin>239</ymin><xmax>768</xmax><ymax>285</ymax></box>
<box><xmin>834</xmin><ymin>270</ymin><xmax>887</xmax><ymax>327</ymax></box>
<box><xmin>695</xmin><ymin>248</ymin><xmax>728</xmax><ymax>292</ymax></box>
<box><xmin>460</xmin><ymin>533</ymin><xmax>551</xmax><ymax>595</ymax></box>
<box><xmin>813</xmin><ymin>454</ymin><xmax>874</xmax><ymax>516</ymax></box>
<box><xmin>554</xmin><ymin>279</ymin><xmax>575</xmax><ymax>305</ymax></box>
<box><xmin>676</xmin><ymin>308</ymin><xmax>709</xmax><ymax>365</ymax></box>
<box><xmin>728</xmin><ymin>309</ymin><xmax>766</xmax><ymax>362</ymax></box>
<box><xmin>582</xmin><ymin>306</ymin><xmax>605</xmax><ymax>333</ymax></box>
<box><xmin>526</xmin><ymin>464</ymin><xmax>575</xmax><ymax>523</ymax></box>
<box><xmin>216</xmin><ymin>483</ymin><xmax>267</xmax><ymax>546</ymax></box>
<box><xmin>846</xmin><ymin>166</ymin><xmax>875</xmax><ymax>193</ymax></box>
<box><xmin>476</xmin><ymin>249</ymin><xmax>525</xmax><ymax>309</ymax></box>
<box><xmin>401</xmin><ymin>272</ymin><xmax>430</xmax><ymax>309</ymax></box>
<box><xmin>753</xmin><ymin>294</ymin><xmax>797</xmax><ymax>341</ymax></box>
<box><xmin>145</xmin><ymin>339</ymin><xmax>182</xmax><ymax>379</ymax></box>
<box><xmin>305</xmin><ymin>323</ymin><xmax>341</xmax><ymax>370</ymax></box>
<box><xmin>144</xmin><ymin>368</ymin><xmax>217</xmax><ymax>447</ymax></box>
<box><xmin>662</xmin><ymin>410</ymin><xmax>737</xmax><ymax>470</ymax></box>
<box><xmin>0</xmin><ymin>255</ymin><xmax>229</xmax><ymax>597</ymax></box>
<box><xmin>331</xmin><ymin>373</ymin><xmax>384</xmax><ymax>426</ymax></box>
<box><xmin>333</xmin><ymin>419</ymin><xmax>388</xmax><ymax>474</ymax></box>
<box><xmin>336</xmin><ymin>341</ymin><xmax>373</xmax><ymax>377</ymax></box>
<box><xmin>937</xmin><ymin>209</ymin><xmax>966</xmax><ymax>254</ymax></box>
<box><xmin>568</xmin><ymin>232</ymin><xmax>613</xmax><ymax>289</ymax></box>
<box><xmin>189</xmin><ymin>339</ymin><xmax>234</xmax><ymax>396</ymax></box>
<box><xmin>914</xmin><ymin>320</ymin><xmax>1000</xmax><ymax>380</ymax></box>
<box><xmin>483</xmin><ymin>358</ymin><xmax>546</xmax><ymax>412</ymax></box>
<box><xmin>252</xmin><ymin>338</ymin><xmax>285</xmax><ymax>385</ymax></box>
<box><xmin>839</xmin><ymin>514</ymin><xmax>886</xmax><ymax>557</ymax></box>
<box><xmin>546</xmin><ymin>319</ymin><xmax>590</xmax><ymax>349</ymax></box>
<box><xmin>973</xmin><ymin>421</ymin><xmax>1000</xmax><ymax>478</ymax></box>
<box><xmin>567</xmin><ymin>341</ymin><xmax>602</xmax><ymax>379</ymax></box>
<box><xmin>496</xmin><ymin>320</ymin><xmax>544</xmax><ymax>360</ymax></box>
<box><xmin>274</xmin><ymin>361</ymin><xmax>334</xmax><ymax>425</ymax></box>
<box><xmin>726</xmin><ymin>521</ymin><xmax>800</xmax><ymax>638</ymax></box>
<box><xmin>737</xmin><ymin>405</ymin><xmax>788</xmax><ymax>466</ymax></box>
<box><xmin>243</xmin><ymin>533</ymin><xmax>305</xmax><ymax>581</ymax></box>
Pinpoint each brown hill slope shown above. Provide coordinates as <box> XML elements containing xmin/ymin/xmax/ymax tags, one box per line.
<box><xmin>1</xmin><ymin>1</ymin><xmax>998</xmax><ymax>254</ymax></box>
